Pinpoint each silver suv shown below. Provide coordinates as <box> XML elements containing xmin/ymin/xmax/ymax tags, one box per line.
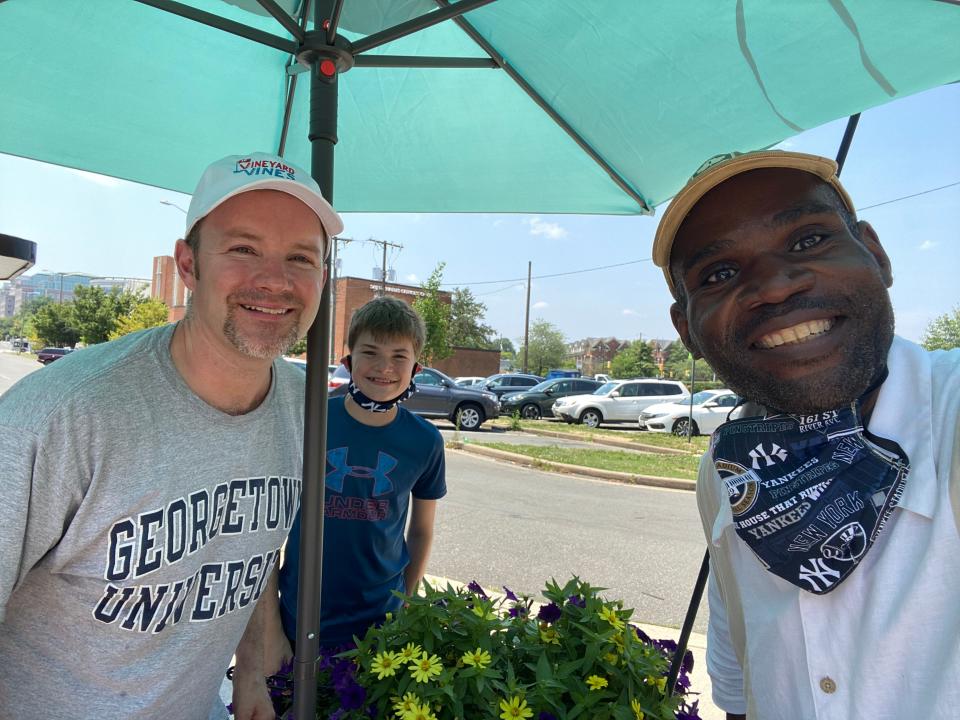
<box><xmin>551</xmin><ymin>379</ymin><xmax>689</xmax><ymax>428</ymax></box>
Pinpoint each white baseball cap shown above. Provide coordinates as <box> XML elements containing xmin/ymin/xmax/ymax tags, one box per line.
<box><xmin>186</xmin><ymin>152</ymin><xmax>344</xmax><ymax>257</ymax></box>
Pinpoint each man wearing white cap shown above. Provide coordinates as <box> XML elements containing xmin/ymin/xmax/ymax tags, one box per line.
<box><xmin>0</xmin><ymin>152</ymin><xmax>342</xmax><ymax>719</ymax></box>
<box><xmin>656</xmin><ymin>150</ymin><xmax>959</xmax><ymax>719</ymax></box>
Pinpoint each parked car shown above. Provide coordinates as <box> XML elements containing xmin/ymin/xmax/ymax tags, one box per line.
<box><xmin>37</xmin><ymin>347</ymin><xmax>73</xmax><ymax>365</ymax></box>
<box><xmin>544</xmin><ymin>369</ymin><xmax>581</xmax><ymax>380</ymax></box>
<box><xmin>282</xmin><ymin>358</ymin><xmax>339</xmax><ymax>379</ymax></box>
<box><xmin>481</xmin><ymin>373</ymin><xmax>543</xmax><ymax>398</ymax></box>
<box><xmin>639</xmin><ymin>389</ymin><xmax>740</xmax><ymax>436</ymax></box>
<box><xmin>331</xmin><ymin>366</ymin><xmax>500</xmax><ymax>430</ymax></box>
<box><xmin>551</xmin><ymin>379</ymin><xmax>689</xmax><ymax>428</ymax></box>
<box><xmin>500</xmin><ymin>377</ymin><xmax>602</xmax><ymax>419</ymax></box>
<box><xmin>454</xmin><ymin>376</ymin><xmax>487</xmax><ymax>388</ymax></box>
<box><xmin>593</xmin><ymin>373</ymin><xmax>611</xmax><ymax>383</ymax></box>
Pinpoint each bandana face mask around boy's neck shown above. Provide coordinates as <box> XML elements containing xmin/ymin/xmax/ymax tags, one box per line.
<box><xmin>343</xmin><ymin>355</ymin><xmax>417</xmax><ymax>413</ymax></box>
<box><xmin>711</xmin><ymin>389</ymin><xmax>909</xmax><ymax>594</ymax></box>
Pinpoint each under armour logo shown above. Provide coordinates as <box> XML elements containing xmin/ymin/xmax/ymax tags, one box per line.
<box><xmin>798</xmin><ymin>558</ymin><xmax>841</xmax><ymax>592</ymax></box>
<box><xmin>326</xmin><ymin>447</ymin><xmax>397</xmax><ymax>496</ymax></box>
<box><xmin>749</xmin><ymin>442</ymin><xmax>788</xmax><ymax>469</ymax></box>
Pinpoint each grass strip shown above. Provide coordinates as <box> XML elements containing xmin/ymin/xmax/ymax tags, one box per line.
<box><xmin>493</xmin><ymin>418</ymin><xmax>710</xmax><ymax>453</ymax></box>
<box><xmin>480</xmin><ymin>442</ymin><xmax>701</xmax><ymax>480</ymax></box>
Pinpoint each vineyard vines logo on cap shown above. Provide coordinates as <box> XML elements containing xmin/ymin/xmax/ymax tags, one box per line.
<box><xmin>234</xmin><ymin>157</ymin><xmax>296</xmax><ymax>180</ymax></box>
<box><xmin>749</xmin><ymin>442</ymin><xmax>788</xmax><ymax>469</ymax></box>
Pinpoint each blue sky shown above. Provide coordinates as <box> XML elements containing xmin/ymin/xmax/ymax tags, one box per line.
<box><xmin>1</xmin><ymin>84</ymin><xmax>957</xmax><ymax>345</ymax></box>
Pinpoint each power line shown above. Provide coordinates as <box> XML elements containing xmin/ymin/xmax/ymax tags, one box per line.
<box><xmin>443</xmin><ymin>178</ymin><xmax>960</xmax><ymax>288</ymax></box>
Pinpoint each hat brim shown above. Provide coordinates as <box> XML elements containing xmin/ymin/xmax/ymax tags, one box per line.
<box><xmin>186</xmin><ymin>179</ymin><xmax>344</xmax><ymax>257</ymax></box>
<box><xmin>653</xmin><ymin>151</ymin><xmax>855</xmax><ymax>295</ymax></box>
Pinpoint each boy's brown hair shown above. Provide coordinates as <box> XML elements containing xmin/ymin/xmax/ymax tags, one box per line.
<box><xmin>347</xmin><ymin>296</ymin><xmax>426</xmax><ymax>357</ymax></box>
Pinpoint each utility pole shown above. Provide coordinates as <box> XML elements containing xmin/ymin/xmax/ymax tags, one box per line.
<box><xmin>523</xmin><ymin>261</ymin><xmax>531</xmax><ymax>373</ymax></box>
<box><xmin>364</xmin><ymin>237</ymin><xmax>403</xmax><ymax>296</ymax></box>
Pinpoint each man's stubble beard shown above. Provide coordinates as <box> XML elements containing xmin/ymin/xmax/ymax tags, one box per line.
<box><xmin>222</xmin><ymin>303</ymin><xmax>303</xmax><ymax>360</ymax></box>
<box><xmin>699</xmin><ymin>291</ymin><xmax>895</xmax><ymax>415</ymax></box>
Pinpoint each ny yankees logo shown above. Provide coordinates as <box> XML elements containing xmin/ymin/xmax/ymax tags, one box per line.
<box><xmin>798</xmin><ymin>558</ymin><xmax>841</xmax><ymax>592</ymax></box>
<box><xmin>749</xmin><ymin>442</ymin><xmax>788</xmax><ymax>469</ymax></box>
<box><xmin>326</xmin><ymin>447</ymin><xmax>397</xmax><ymax>496</ymax></box>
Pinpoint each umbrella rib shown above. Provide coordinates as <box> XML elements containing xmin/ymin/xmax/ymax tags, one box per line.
<box><xmin>255</xmin><ymin>0</ymin><xmax>305</xmax><ymax>42</ymax></box>
<box><xmin>435</xmin><ymin>0</ymin><xmax>653</xmax><ymax>214</ymax></box>
<box><xmin>351</xmin><ymin>0</ymin><xmax>498</xmax><ymax>55</ymax></box>
<box><xmin>132</xmin><ymin>0</ymin><xmax>296</xmax><ymax>54</ymax></box>
<box><xmin>326</xmin><ymin>0</ymin><xmax>345</xmax><ymax>45</ymax></box>
<box><xmin>354</xmin><ymin>55</ymin><xmax>497</xmax><ymax>69</ymax></box>
<box><xmin>278</xmin><ymin>2</ymin><xmax>313</xmax><ymax>157</ymax></box>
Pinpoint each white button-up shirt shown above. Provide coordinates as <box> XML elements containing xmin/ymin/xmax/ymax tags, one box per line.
<box><xmin>704</xmin><ymin>337</ymin><xmax>960</xmax><ymax>718</ymax></box>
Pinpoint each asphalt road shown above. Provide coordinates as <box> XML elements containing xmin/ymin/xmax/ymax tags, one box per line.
<box><xmin>429</xmin><ymin>447</ymin><xmax>710</xmax><ymax>633</ymax></box>
<box><xmin>0</xmin><ymin>348</ymin><xmax>42</xmax><ymax>394</ymax></box>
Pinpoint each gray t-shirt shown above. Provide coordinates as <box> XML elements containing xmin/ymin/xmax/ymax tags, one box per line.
<box><xmin>0</xmin><ymin>323</ymin><xmax>304</xmax><ymax>719</ymax></box>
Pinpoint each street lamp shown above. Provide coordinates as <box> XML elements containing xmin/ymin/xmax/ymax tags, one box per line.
<box><xmin>0</xmin><ymin>234</ymin><xmax>37</xmax><ymax>280</ymax></box>
<box><xmin>160</xmin><ymin>200</ymin><xmax>188</xmax><ymax>214</ymax></box>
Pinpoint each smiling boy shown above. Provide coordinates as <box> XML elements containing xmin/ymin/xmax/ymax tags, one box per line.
<box><xmin>278</xmin><ymin>296</ymin><xmax>446</xmax><ymax>647</ymax></box>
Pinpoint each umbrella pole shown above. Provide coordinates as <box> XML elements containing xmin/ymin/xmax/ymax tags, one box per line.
<box><xmin>293</xmin><ymin>2</ymin><xmax>341</xmax><ymax>718</ymax></box>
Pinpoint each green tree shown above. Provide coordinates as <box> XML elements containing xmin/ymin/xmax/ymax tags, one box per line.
<box><xmin>448</xmin><ymin>287</ymin><xmax>496</xmax><ymax>349</ymax></box>
<box><xmin>31</xmin><ymin>301</ymin><xmax>80</xmax><ymax>348</ymax></box>
<box><xmin>412</xmin><ymin>262</ymin><xmax>452</xmax><ymax>366</ymax></box>
<box><xmin>109</xmin><ymin>297</ymin><xmax>170</xmax><ymax>340</ymax></box>
<box><xmin>921</xmin><ymin>306</ymin><xmax>960</xmax><ymax>351</ymax></box>
<box><xmin>72</xmin><ymin>286</ymin><xmax>140</xmax><ymax>344</ymax></box>
<box><xmin>516</xmin><ymin>319</ymin><xmax>566</xmax><ymax>375</ymax></box>
<box><xmin>609</xmin><ymin>340</ymin><xmax>656</xmax><ymax>378</ymax></box>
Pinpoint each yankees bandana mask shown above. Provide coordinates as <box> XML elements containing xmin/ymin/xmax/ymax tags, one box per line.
<box><xmin>712</xmin><ymin>396</ymin><xmax>909</xmax><ymax>594</ymax></box>
<box><xmin>343</xmin><ymin>355</ymin><xmax>418</xmax><ymax>413</ymax></box>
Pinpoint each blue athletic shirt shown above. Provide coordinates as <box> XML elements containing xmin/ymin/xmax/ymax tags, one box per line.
<box><xmin>278</xmin><ymin>396</ymin><xmax>446</xmax><ymax>646</ymax></box>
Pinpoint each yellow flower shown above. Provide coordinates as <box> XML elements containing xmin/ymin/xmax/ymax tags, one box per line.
<box><xmin>611</xmin><ymin>631</ymin><xmax>626</xmax><ymax>652</ymax></box>
<box><xmin>372</xmin><ymin>650</ymin><xmax>400</xmax><ymax>679</ymax></box>
<box><xmin>402</xmin><ymin>701</ymin><xmax>438</xmax><ymax>720</ymax></box>
<box><xmin>586</xmin><ymin>674</ymin><xmax>609</xmax><ymax>691</ymax></box>
<box><xmin>645</xmin><ymin>675</ymin><xmax>667</xmax><ymax>693</ymax></box>
<box><xmin>393</xmin><ymin>692</ymin><xmax>419</xmax><ymax>718</ymax></box>
<box><xmin>631</xmin><ymin>697</ymin><xmax>645</xmax><ymax>720</ymax></box>
<box><xmin>498</xmin><ymin>695</ymin><xmax>534</xmax><ymax>720</ymax></box>
<box><xmin>599</xmin><ymin>605</ymin><xmax>625</xmax><ymax>631</ymax></box>
<box><xmin>398</xmin><ymin>642</ymin><xmax>423</xmax><ymax>663</ymax></box>
<box><xmin>604</xmin><ymin>651</ymin><xmax>619</xmax><ymax>665</ymax></box>
<box><xmin>409</xmin><ymin>652</ymin><xmax>443</xmax><ymax>683</ymax></box>
<box><xmin>539</xmin><ymin>625</ymin><xmax>561</xmax><ymax>645</ymax></box>
<box><xmin>461</xmin><ymin>648</ymin><xmax>492</xmax><ymax>669</ymax></box>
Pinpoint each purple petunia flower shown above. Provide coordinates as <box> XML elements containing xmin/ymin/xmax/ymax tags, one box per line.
<box><xmin>336</xmin><ymin>678</ymin><xmax>366</xmax><ymax>710</ymax></box>
<box><xmin>537</xmin><ymin>602</ymin><xmax>562</xmax><ymax>623</ymax></box>
<box><xmin>634</xmin><ymin>626</ymin><xmax>651</xmax><ymax>643</ymax></box>
<box><xmin>538</xmin><ymin>713</ymin><xmax>558</xmax><ymax>720</ymax></box>
<box><xmin>674</xmin><ymin>699</ymin><xmax>702</xmax><ymax>719</ymax></box>
<box><xmin>468</xmin><ymin>580</ymin><xmax>488</xmax><ymax>598</ymax></box>
<box><xmin>503</xmin><ymin>585</ymin><xmax>519</xmax><ymax>601</ymax></box>
<box><xmin>328</xmin><ymin>710</ymin><xmax>346</xmax><ymax>720</ymax></box>
<box><xmin>567</xmin><ymin>595</ymin><xmax>586</xmax><ymax>608</ymax></box>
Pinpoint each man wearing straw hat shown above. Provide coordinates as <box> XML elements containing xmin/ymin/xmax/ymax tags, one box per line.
<box><xmin>0</xmin><ymin>152</ymin><xmax>342</xmax><ymax>719</ymax></box>
<box><xmin>654</xmin><ymin>150</ymin><xmax>959</xmax><ymax>719</ymax></box>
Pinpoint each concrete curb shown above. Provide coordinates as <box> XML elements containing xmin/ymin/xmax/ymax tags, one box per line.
<box><xmin>456</xmin><ymin>442</ymin><xmax>696</xmax><ymax>492</ymax></box>
<box><xmin>506</xmin><ymin>425</ymin><xmax>697</xmax><ymax>456</ymax></box>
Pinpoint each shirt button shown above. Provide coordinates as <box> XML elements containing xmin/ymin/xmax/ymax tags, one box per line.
<box><xmin>819</xmin><ymin>676</ymin><xmax>837</xmax><ymax>694</ymax></box>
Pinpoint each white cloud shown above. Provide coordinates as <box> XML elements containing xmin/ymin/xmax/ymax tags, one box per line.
<box><xmin>65</xmin><ymin>168</ymin><xmax>123</xmax><ymax>188</ymax></box>
<box><xmin>525</xmin><ymin>216</ymin><xmax>568</xmax><ymax>239</ymax></box>
<box><xmin>405</xmin><ymin>273</ymin><xmax>419</xmax><ymax>283</ymax></box>
<box><xmin>918</xmin><ymin>240</ymin><xmax>938</xmax><ymax>251</ymax></box>
<box><xmin>622</xmin><ymin>308</ymin><xmax>638</xmax><ymax>316</ymax></box>
<box><xmin>532</xmin><ymin>301</ymin><xmax>549</xmax><ymax>309</ymax></box>
<box><xmin>492</xmin><ymin>218</ymin><xmax>505</xmax><ymax>228</ymax></box>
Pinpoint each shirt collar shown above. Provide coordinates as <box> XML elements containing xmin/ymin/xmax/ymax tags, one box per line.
<box><xmin>712</xmin><ymin>336</ymin><xmax>936</xmax><ymax>545</ymax></box>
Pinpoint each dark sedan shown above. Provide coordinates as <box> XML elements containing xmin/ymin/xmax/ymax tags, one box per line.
<box><xmin>500</xmin><ymin>377</ymin><xmax>603</xmax><ymax>419</ymax></box>
<box><xmin>37</xmin><ymin>347</ymin><xmax>73</xmax><ymax>365</ymax></box>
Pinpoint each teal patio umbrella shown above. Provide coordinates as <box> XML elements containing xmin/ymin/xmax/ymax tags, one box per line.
<box><xmin>2</xmin><ymin>1</ymin><xmax>959</xmax><ymax>715</ymax></box>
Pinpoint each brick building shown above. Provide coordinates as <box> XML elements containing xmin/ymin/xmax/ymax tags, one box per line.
<box><xmin>566</xmin><ymin>337</ymin><xmax>628</xmax><ymax>376</ymax></box>
<box><xmin>151</xmin><ymin>256</ymin><xmax>189</xmax><ymax>322</ymax></box>
<box><xmin>332</xmin><ymin>276</ymin><xmax>499</xmax><ymax>377</ymax></box>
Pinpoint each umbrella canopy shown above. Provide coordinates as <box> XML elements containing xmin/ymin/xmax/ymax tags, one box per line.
<box><xmin>2</xmin><ymin>0</ymin><xmax>959</xmax><ymax>214</ymax></box>
<box><xmin>3</xmin><ymin>1</ymin><xmax>959</xmax><ymax>716</ymax></box>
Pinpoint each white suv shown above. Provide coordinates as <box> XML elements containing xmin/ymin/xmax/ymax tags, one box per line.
<box><xmin>552</xmin><ymin>379</ymin><xmax>689</xmax><ymax>428</ymax></box>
